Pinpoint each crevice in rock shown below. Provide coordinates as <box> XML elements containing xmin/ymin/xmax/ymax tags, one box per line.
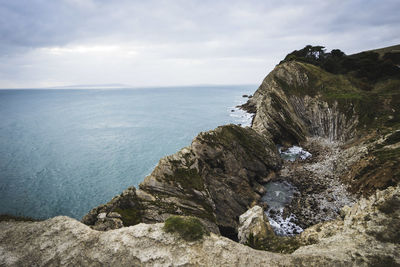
<box><xmin>218</xmin><ymin>225</ymin><xmax>239</xmax><ymax>242</ymax></box>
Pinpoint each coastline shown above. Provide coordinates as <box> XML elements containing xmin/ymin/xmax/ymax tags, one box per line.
<box><xmin>1</xmin><ymin>47</ymin><xmax>399</xmax><ymax>265</ymax></box>
<box><xmin>0</xmin><ymin>86</ymin><xmax>254</xmax><ymax>221</ymax></box>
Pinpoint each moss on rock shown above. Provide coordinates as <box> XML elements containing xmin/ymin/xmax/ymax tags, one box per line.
<box><xmin>272</xmin><ymin>61</ymin><xmax>400</xmax><ymax>137</ymax></box>
<box><xmin>165</xmin><ymin>167</ymin><xmax>204</xmax><ymax>191</ymax></box>
<box><xmin>200</xmin><ymin>124</ymin><xmax>277</xmax><ymax>161</ymax></box>
<box><xmin>163</xmin><ymin>215</ymin><xmax>206</xmax><ymax>241</ymax></box>
<box><xmin>245</xmin><ymin>232</ymin><xmax>301</xmax><ymax>254</ymax></box>
<box><xmin>114</xmin><ymin>208</ymin><xmax>142</xmax><ymax>226</ymax></box>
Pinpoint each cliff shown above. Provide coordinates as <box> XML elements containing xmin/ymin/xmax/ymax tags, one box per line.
<box><xmin>1</xmin><ymin>185</ymin><xmax>398</xmax><ymax>266</ymax></box>
<box><xmin>244</xmin><ymin>59</ymin><xmax>399</xmax><ymax>196</ymax></box>
<box><xmin>82</xmin><ymin>59</ymin><xmax>400</xmax><ymax>234</ymax></box>
<box><xmin>82</xmin><ymin>125</ymin><xmax>281</xmax><ymax>237</ymax></box>
<box><xmin>1</xmin><ymin>46</ymin><xmax>399</xmax><ymax>266</ymax></box>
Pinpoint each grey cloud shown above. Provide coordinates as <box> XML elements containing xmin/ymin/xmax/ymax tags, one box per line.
<box><xmin>1</xmin><ymin>0</ymin><xmax>399</xmax><ymax>53</ymax></box>
<box><xmin>0</xmin><ymin>0</ymin><xmax>399</xmax><ymax>87</ymax></box>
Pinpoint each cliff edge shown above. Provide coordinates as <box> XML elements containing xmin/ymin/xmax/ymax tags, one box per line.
<box><xmin>1</xmin><ymin>185</ymin><xmax>398</xmax><ymax>266</ymax></box>
<box><xmin>1</xmin><ymin>45</ymin><xmax>399</xmax><ymax>266</ymax></box>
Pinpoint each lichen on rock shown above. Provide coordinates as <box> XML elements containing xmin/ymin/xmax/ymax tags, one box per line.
<box><xmin>1</xmin><ymin>185</ymin><xmax>398</xmax><ymax>266</ymax></box>
<box><xmin>2</xmin><ymin>45</ymin><xmax>400</xmax><ymax>266</ymax></box>
<box><xmin>238</xmin><ymin>205</ymin><xmax>273</xmax><ymax>244</ymax></box>
<box><xmin>82</xmin><ymin>124</ymin><xmax>281</xmax><ymax>236</ymax></box>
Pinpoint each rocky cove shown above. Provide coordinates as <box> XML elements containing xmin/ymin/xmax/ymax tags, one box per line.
<box><xmin>1</xmin><ymin>46</ymin><xmax>400</xmax><ymax>266</ymax></box>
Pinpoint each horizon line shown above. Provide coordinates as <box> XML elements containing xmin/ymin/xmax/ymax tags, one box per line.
<box><xmin>0</xmin><ymin>83</ymin><xmax>259</xmax><ymax>90</ymax></box>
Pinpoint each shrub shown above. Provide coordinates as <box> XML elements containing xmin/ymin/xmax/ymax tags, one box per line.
<box><xmin>163</xmin><ymin>216</ymin><xmax>205</xmax><ymax>241</ymax></box>
<box><xmin>114</xmin><ymin>208</ymin><xmax>142</xmax><ymax>226</ymax></box>
<box><xmin>245</xmin><ymin>232</ymin><xmax>302</xmax><ymax>254</ymax></box>
<box><xmin>280</xmin><ymin>45</ymin><xmax>400</xmax><ymax>85</ymax></box>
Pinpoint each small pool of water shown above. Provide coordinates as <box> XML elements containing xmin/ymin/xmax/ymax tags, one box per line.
<box><xmin>261</xmin><ymin>180</ymin><xmax>303</xmax><ymax>236</ymax></box>
<box><xmin>279</xmin><ymin>145</ymin><xmax>311</xmax><ymax>162</ymax></box>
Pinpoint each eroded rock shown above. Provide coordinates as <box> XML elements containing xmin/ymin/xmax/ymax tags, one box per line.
<box><xmin>242</xmin><ymin>62</ymin><xmax>359</xmax><ymax>144</ymax></box>
<box><xmin>1</xmin><ymin>185</ymin><xmax>399</xmax><ymax>266</ymax></box>
<box><xmin>83</xmin><ymin>125</ymin><xmax>281</xmax><ymax>235</ymax></box>
<box><xmin>238</xmin><ymin>205</ymin><xmax>274</xmax><ymax>244</ymax></box>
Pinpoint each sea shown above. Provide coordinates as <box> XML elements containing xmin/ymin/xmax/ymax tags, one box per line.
<box><xmin>0</xmin><ymin>86</ymin><xmax>255</xmax><ymax>220</ymax></box>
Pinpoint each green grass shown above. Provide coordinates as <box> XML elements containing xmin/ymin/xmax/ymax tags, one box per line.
<box><xmin>374</xmin><ymin>147</ymin><xmax>400</xmax><ymax>162</ymax></box>
<box><xmin>200</xmin><ymin>125</ymin><xmax>277</xmax><ymax>160</ymax></box>
<box><xmin>165</xmin><ymin>167</ymin><xmax>204</xmax><ymax>191</ymax></box>
<box><xmin>163</xmin><ymin>215</ymin><xmax>206</xmax><ymax>241</ymax></box>
<box><xmin>365</xmin><ymin>44</ymin><xmax>400</xmax><ymax>58</ymax></box>
<box><xmin>114</xmin><ymin>208</ymin><xmax>142</xmax><ymax>226</ymax></box>
<box><xmin>383</xmin><ymin>131</ymin><xmax>400</xmax><ymax>146</ymax></box>
<box><xmin>279</xmin><ymin>62</ymin><xmax>400</xmax><ymax>132</ymax></box>
<box><xmin>245</xmin><ymin>232</ymin><xmax>301</xmax><ymax>254</ymax></box>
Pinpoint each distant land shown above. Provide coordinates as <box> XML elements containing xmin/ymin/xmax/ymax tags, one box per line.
<box><xmin>0</xmin><ymin>84</ymin><xmax>258</xmax><ymax>90</ymax></box>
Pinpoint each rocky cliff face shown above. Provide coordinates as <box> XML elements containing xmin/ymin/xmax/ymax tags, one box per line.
<box><xmin>82</xmin><ymin>59</ymin><xmax>399</xmax><ymax>257</ymax></box>
<box><xmin>82</xmin><ymin>125</ymin><xmax>281</xmax><ymax>237</ymax></box>
<box><xmin>243</xmin><ymin>62</ymin><xmax>363</xmax><ymax>144</ymax></box>
<box><xmin>1</xmin><ymin>185</ymin><xmax>398</xmax><ymax>266</ymax></box>
<box><xmin>244</xmin><ymin>60</ymin><xmax>399</xmax><ymax>196</ymax></box>
<box><xmin>82</xmin><ymin>61</ymin><xmax>399</xmax><ymax>235</ymax></box>
<box><xmin>296</xmin><ymin>184</ymin><xmax>400</xmax><ymax>266</ymax></box>
<box><xmin>1</xmin><ymin>51</ymin><xmax>399</xmax><ymax>266</ymax></box>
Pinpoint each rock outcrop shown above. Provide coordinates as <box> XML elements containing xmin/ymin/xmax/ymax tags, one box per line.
<box><xmin>237</xmin><ymin>205</ymin><xmax>273</xmax><ymax>244</ymax></box>
<box><xmin>2</xmin><ymin>47</ymin><xmax>399</xmax><ymax>266</ymax></box>
<box><xmin>240</xmin><ymin>60</ymin><xmax>400</xmax><ymax>229</ymax></box>
<box><xmin>296</xmin><ymin>185</ymin><xmax>400</xmax><ymax>266</ymax></box>
<box><xmin>242</xmin><ymin>62</ymin><xmax>360</xmax><ymax>144</ymax></box>
<box><xmin>1</xmin><ymin>185</ymin><xmax>399</xmax><ymax>266</ymax></box>
<box><xmin>82</xmin><ymin>125</ymin><xmax>281</xmax><ymax>237</ymax></box>
<box><xmin>81</xmin><ymin>59</ymin><xmax>399</xmax><ymax>247</ymax></box>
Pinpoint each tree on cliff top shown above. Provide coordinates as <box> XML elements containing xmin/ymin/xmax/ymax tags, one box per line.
<box><xmin>281</xmin><ymin>45</ymin><xmax>400</xmax><ymax>85</ymax></box>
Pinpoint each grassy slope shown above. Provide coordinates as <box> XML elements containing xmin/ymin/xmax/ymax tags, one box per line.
<box><xmin>297</xmin><ymin>62</ymin><xmax>400</xmax><ymax>133</ymax></box>
<box><xmin>275</xmin><ymin>60</ymin><xmax>400</xmax><ymax>195</ymax></box>
<box><xmin>298</xmin><ymin>62</ymin><xmax>400</xmax><ymax>195</ymax></box>
<box><xmin>363</xmin><ymin>44</ymin><xmax>400</xmax><ymax>58</ymax></box>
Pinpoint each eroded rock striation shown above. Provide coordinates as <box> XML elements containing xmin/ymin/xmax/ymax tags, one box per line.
<box><xmin>82</xmin><ymin>125</ymin><xmax>281</xmax><ymax>236</ymax></box>
<box><xmin>1</xmin><ymin>185</ymin><xmax>399</xmax><ymax>266</ymax></box>
<box><xmin>241</xmin><ymin>60</ymin><xmax>400</xmax><ymax>231</ymax></box>
<box><xmin>237</xmin><ymin>205</ymin><xmax>274</xmax><ymax>244</ymax></box>
<box><xmin>1</xmin><ymin>46</ymin><xmax>400</xmax><ymax>266</ymax></box>
<box><xmin>81</xmin><ymin>56</ymin><xmax>400</xmax><ymax>264</ymax></box>
<box><xmin>244</xmin><ymin>61</ymin><xmax>364</xmax><ymax>143</ymax></box>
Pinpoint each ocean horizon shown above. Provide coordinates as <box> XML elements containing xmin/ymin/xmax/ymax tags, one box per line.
<box><xmin>0</xmin><ymin>85</ymin><xmax>255</xmax><ymax>220</ymax></box>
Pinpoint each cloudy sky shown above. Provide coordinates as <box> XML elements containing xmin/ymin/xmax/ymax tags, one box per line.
<box><xmin>0</xmin><ymin>0</ymin><xmax>399</xmax><ymax>88</ymax></box>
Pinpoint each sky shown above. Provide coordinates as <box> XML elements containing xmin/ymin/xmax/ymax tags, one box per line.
<box><xmin>0</xmin><ymin>0</ymin><xmax>399</xmax><ymax>88</ymax></box>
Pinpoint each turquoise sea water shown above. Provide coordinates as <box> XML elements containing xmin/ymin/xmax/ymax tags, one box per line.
<box><xmin>0</xmin><ymin>86</ymin><xmax>255</xmax><ymax>220</ymax></box>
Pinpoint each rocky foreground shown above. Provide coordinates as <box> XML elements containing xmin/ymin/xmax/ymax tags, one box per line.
<box><xmin>0</xmin><ymin>185</ymin><xmax>399</xmax><ymax>266</ymax></box>
<box><xmin>1</xmin><ymin>47</ymin><xmax>399</xmax><ymax>266</ymax></box>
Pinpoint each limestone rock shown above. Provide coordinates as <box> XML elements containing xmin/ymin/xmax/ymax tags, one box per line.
<box><xmin>107</xmin><ymin>212</ymin><xmax>122</xmax><ymax>219</ymax></box>
<box><xmin>92</xmin><ymin>216</ymin><xmax>123</xmax><ymax>231</ymax></box>
<box><xmin>238</xmin><ymin>205</ymin><xmax>274</xmax><ymax>244</ymax></box>
<box><xmin>0</xmin><ymin>217</ymin><xmax>289</xmax><ymax>267</ymax></box>
<box><xmin>2</xmin><ymin>54</ymin><xmax>400</xmax><ymax>265</ymax></box>
<box><xmin>1</xmin><ymin>185</ymin><xmax>399</xmax><ymax>266</ymax></box>
<box><xmin>97</xmin><ymin>212</ymin><xmax>106</xmax><ymax>219</ymax></box>
<box><xmin>295</xmin><ymin>185</ymin><xmax>400</xmax><ymax>265</ymax></box>
<box><xmin>81</xmin><ymin>186</ymin><xmax>143</xmax><ymax>229</ymax></box>
<box><xmin>82</xmin><ymin>124</ymin><xmax>281</xmax><ymax>235</ymax></box>
<box><xmin>243</xmin><ymin>61</ymin><xmax>359</xmax><ymax>144</ymax></box>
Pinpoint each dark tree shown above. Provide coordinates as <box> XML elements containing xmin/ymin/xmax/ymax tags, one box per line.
<box><xmin>280</xmin><ymin>45</ymin><xmax>400</xmax><ymax>86</ymax></box>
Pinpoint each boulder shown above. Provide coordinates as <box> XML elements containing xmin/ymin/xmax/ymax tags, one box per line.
<box><xmin>238</xmin><ymin>205</ymin><xmax>274</xmax><ymax>244</ymax></box>
<box><xmin>91</xmin><ymin>211</ymin><xmax>124</xmax><ymax>231</ymax></box>
<box><xmin>83</xmin><ymin>125</ymin><xmax>281</xmax><ymax>236</ymax></box>
<box><xmin>1</xmin><ymin>186</ymin><xmax>399</xmax><ymax>266</ymax></box>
